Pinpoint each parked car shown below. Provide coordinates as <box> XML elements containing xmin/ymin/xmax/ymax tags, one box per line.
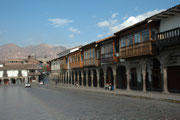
<box><xmin>39</xmin><ymin>81</ymin><xmax>44</xmax><ymax>85</ymax></box>
<box><xmin>25</xmin><ymin>83</ymin><xmax>31</xmax><ymax>87</ymax></box>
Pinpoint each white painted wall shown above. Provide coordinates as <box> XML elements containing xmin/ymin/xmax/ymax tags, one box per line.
<box><xmin>160</xmin><ymin>14</ymin><xmax>180</xmax><ymax>32</ymax></box>
<box><xmin>7</xmin><ymin>70</ymin><xmax>18</xmax><ymax>77</ymax></box>
<box><xmin>51</xmin><ymin>60</ymin><xmax>60</xmax><ymax>71</ymax></box>
<box><xmin>0</xmin><ymin>71</ymin><xmax>3</xmax><ymax>77</ymax></box>
<box><xmin>22</xmin><ymin>70</ymin><xmax>28</xmax><ymax>77</ymax></box>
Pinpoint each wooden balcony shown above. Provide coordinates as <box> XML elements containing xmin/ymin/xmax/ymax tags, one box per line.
<box><xmin>100</xmin><ymin>54</ymin><xmax>119</xmax><ymax>64</ymax></box>
<box><xmin>83</xmin><ymin>59</ymin><xmax>99</xmax><ymax>67</ymax></box>
<box><xmin>156</xmin><ymin>27</ymin><xmax>180</xmax><ymax>49</ymax></box>
<box><xmin>60</xmin><ymin>64</ymin><xmax>67</xmax><ymax>70</ymax></box>
<box><xmin>69</xmin><ymin>62</ymin><xmax>83</xmax><ymax>69</ymax></box>
<box><xmin>120</xmin><ymin>41</ymin><xmax>154</xmax><ymax>59</ymax></box>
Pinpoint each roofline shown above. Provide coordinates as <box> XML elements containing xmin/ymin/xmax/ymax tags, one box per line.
<box><xmin>80</xmin><ymin>42</ymin><xmax>96</xmax><ymax>49</ymax></box>
<box><xmin>114</xmin><ymin>4</ymin><xmax>180</xmax><ymax>35</ymax></box>
<box><xmin>148</xmin><ymin>4</ymin><xmax>180</xmax><ymax>21</ymax></box>
<box><xmin>114</xmin><ymin>19</ymin><xmax>147</xmax><ymax>35</ymax></box>
<box><xmin>96</xmin><ymin>35</ymin><xmax>116</xmax><ymax>43</ymax></box>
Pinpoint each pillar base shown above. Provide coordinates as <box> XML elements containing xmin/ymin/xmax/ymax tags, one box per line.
<box><xmin>143</xmin><ymin>89</ymin><xmax>147</xmax><ymax>93</ymax></box>
<box><xmin>126</xmin><ymin>88</ymin><xmax>131</xmax><ymax>91</ymax></box>
<box><xmin>163</xmin><ymin>90</ymin><xmax>169</xmax><ymax>94</ymax></box>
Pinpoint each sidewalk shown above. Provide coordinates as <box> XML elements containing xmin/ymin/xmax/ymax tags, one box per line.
<box><xmin>45</xmin><ymin>83</ymin><xmax>180</xmax><ymax>104</ymax></box>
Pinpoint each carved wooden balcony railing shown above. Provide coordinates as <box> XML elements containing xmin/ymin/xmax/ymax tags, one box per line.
<box><xmin>69</xmin><ymin>62</ymin><xmax>83</xmax><ymax>69</ymax></box>
<box><xmin>156</xmin><ymin>27</ymin><xmax>180</xmax><ymax>49</ymax></box>
<box><xmin>120</xmin><ymin>41</ymin><xmax>154</xmax><ymax>58</ymax></box>
<box><xmin>60</xmin><ymin>64</ymin><xmax>67</xmax><ymax>70</ymax></box>
<box><xmin>83</xmin><ymin>58</ymin><xmax>99</xmax><ymax>67</ymax></box>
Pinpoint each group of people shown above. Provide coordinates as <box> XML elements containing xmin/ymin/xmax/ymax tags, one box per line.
<box><xmin>105</xmin><ymin>83</ymin><xmax>113</xmax><ymax>91</ymax></box>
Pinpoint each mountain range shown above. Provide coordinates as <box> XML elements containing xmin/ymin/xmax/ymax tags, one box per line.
<box><xmin>0</xmin><ymin>44</ymin><xmax>66</xmax><ymax>60</ymax></box>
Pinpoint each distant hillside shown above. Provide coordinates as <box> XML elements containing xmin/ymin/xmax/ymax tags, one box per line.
<box><xmin>0</xmin><ymin>43</ymin><xmax>66</xmax><ymax>60</ymax></box>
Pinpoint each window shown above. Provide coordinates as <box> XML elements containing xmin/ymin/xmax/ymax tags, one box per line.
<box><xmin>134</xmin><ymin>33</ymin><xmax>141</xmax><ymax>43</ymax></box>
<box><xmin>151</xmin><ymin>29</ymin><xmax>158</xmax><ymax>40</ymax></box>
<box><xmin>100</xmin><ymin>43</ymin><xmax>113</xmax><ymax>58</ymax></box>
<box><xmin>127</xmin><ymin>35</ymin><xmax>133</xmax><ymax>46</ymax></box>
<box><xmin>78</xmin><ymin>55</ymin><xmax>80</xmax><ymax>62</ymax></box>
<box><xmin>92</xmin><ymin>49</ymin><xmax>95</xmax><ymax>58</ymax></box>
<box><xmin>101</xmin><ymin>47</ymin><xmax>104</xmax><ymax>55</ymax></box>
<box><xmin>142</xmin><ymin>30</ymin><xmax>149</xmax><ymax>42</ymax></box>
<box><xmin>96</xmin><ymin>49</ymin><xmax>99</xmax><ymax>59</ymax></box>
<box><xmin>121</xmin><ymin>37</ymin><xmax>126</xmax><ymax>47</ymax></box>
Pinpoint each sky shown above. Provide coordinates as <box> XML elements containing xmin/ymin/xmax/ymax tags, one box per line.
<box><xmin>0</xmin><ymin>0</ymin><xmax>179</xmax><ymax>48</ymax></box>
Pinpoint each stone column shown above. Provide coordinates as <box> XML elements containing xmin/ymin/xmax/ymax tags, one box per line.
<box><xmin>1</xmin><ymin>79</ymin><xmax>4</xmax><ymax>84</ymax></box>
<box><xmin>81</xmin><ymin>71</ymin><xmax>84</xmax><ymax>87</ymax></box>
<box><xmin>104</xmin><ymin>72</ymin><xmax>107</xmax><ymax>88</ymax></box>
<box><xmin>113</xmin><ymin>73</ymin><xmax>117</xmax><ymax>90</ymax></box>
<box><xmin>142</xmin><ymin>70</ymin><xmax>146</xmax><ymax>92</ymax></box>
<box><xmin>62</xmin><ymin>73</ymin><xmax>64</xmax><ymax>84</ymax></box>
<box><xmin>77</xmin><ymin>73</ymin><xmax>80</xmax><ymax>86</ymax></box>
<box><xmin>126</xmin><ymin>69</ymin><xmax>131</xmax><ymax>91</ymax></box>
<box><xmin>163</xmin><ymin>68</ymin><xmax>168</xmax><ymax>93</ymax></box>
<box><xmin>96</xmin><ymin>69</ymin><xmax>100</xmax><ymax>88</ymax></box>
<box><xmin>68</xmin><ymin>71</ymin><xmax>70</xmax><ymax>85</ymax></box>
<box><xmin>73</xmin><ymin>73</ymin><xmax>76</xmax><ymax>85</ymax></box>
<box><xmin>91</xmin><ymin>70</ymin><xmax>94</xmax><ymax>87</ymax></box>
<box><xmin>70</xmin><ymin>73</ymin><xmax>73</xmax><ymax>85</ymax></box>
<box><xmin>86</xmin><ymin>70</ymin><xmax>88</xmax><ymax>87</ymax></box>
<box><xmin>60</xmin><ymin>73</ymin><xmax>62</xmax><ymax>84</ymax></box>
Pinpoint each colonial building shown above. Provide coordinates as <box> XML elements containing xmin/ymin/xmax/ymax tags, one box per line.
<box><xmin>0</xmin><ymin>56</ymin><xmax>42</xmax><ymax>85</ymax></box>
<box><xmin>49</xmin><ymin>4</ymin><xmax>180</xmax><ymax>94</ymax></box>
<box><xmin>150</xmin><ymin>5</ymin><xmax>180</xmax><ymax>93</ymax></box>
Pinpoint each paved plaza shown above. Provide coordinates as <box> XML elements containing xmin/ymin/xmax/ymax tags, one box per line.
<box><xmin>0</xmin><ymin>85</ymin><xmax>180</xmax><ymax>120</ymax></box>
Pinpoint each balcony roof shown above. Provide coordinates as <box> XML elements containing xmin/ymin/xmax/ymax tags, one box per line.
<box><xmin>80</xmin><ymin>42</ymin><xmax>96</xmax><ymax>50</ymax></box>
<box><xmin>114</xmin><ymin>20</ymin><xmax>147</xmax><ymax>35</ymax></box>
<box><xmin>149</xmin><ymin>4</ymin><xmax>180</xmax><ymax>21</ymax></box>
<box><xmin>96</xmin><ymin>35</ymin><xmax>116</xmax><ymax>43</ymax></box>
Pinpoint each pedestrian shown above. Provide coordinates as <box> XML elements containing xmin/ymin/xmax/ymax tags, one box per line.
<box><xmin>109</xmin><ymin>83</ymin><xmax>112</xmax><ymax>91</ymax></box>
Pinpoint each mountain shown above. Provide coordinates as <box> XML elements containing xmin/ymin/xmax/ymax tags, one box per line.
<box><xmin>0</xmin><ymin>44</ymin><xmax>66</xmax><ymax>60</ymax></box>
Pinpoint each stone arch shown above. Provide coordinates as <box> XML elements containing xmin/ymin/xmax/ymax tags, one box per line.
<box><xmin>75</xmin><ymin>71</ymin><xmax>78</xmax><ymax>84</ymax></box>
<box><xmin>72</xmin><ymin>71</ymin><xmax>74</xmax><ymax>85</ymax></box>
<box><xmin>66</xmin><ymin>72</ymin><xmax>68</xmax><ymax>84</ymax></box>
<box><xmin>166</xmin><ymin>50</ymin><xmax>180</xmax><ymax>93</ymax></box>
<box><xmin>116</xmin><ymin>65</ymin><xmax>127</xmax><ymax>89</ymax></box>
<box><xmin>16</xmin><ymin>78</ymin><xmax>22</xmax><ymax>84</ymax></box>
<box><xmin>106</xmin><ymin>66</ymin><xmax>114</xmax><ymax>87</ymax></box>
<box><xmin>99</xmin><ymin>68</ymin><xmax>104</xmax><ymax>88</ymax></box>
<box><xmin>11</xmin><ymin>78</ymin><xmax>16</xmax><ymax>84</ymax></box>
<box><xmin>69</xmin><ymin>72</ymin><xmax>71</xmax><ymax>84</ymax></box>
<box><xmin>88</xmin><ymin>69</ymin><xmax>91</xmax><ymax>87</ymax></box>
<box><xmin>147</xmin><ymin>58</ymin><xmax>163</xmax><ymax>91</ymax></box>
<box><xmin>79</xmin><ymin>71</ymin><xmax>82</xmax><ymax>86</ymax></box>
<box><xmin>60</xmin><ymin>72</ymin><xmax>62</xmax><ymax>83</ymax></box>
<box><xmin>83</xmin><ymin>70</ymin><xmax>86</xmax><ymax>86</ymax></box>
<box><xmin>93</xmin><ymin>69</ymin><xmax>97</xmax><ymax>87</ymax></box>
<box><xmin>63</xmin><ymin>71</ymin><xmax>66</xmax><ymax>84</ymax></box>
<box><xmin>4</xmin><ymin>79</ymin><xmax>9</xmax><ymax>85</ymax></box>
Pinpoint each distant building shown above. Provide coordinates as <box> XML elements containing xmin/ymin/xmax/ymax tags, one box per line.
<box><xmin>0</xmin><ymin>56</ymin><xmax>42</xmax><ymax>85</ymax></box>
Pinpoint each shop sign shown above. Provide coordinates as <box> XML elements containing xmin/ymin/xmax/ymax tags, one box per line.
<box><xmin>168</xmin><ymin>56</ymin><xmax>180</xmax><ymax>66</ymax></box>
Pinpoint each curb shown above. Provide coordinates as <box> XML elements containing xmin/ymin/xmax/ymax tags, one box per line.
<box><xmin>42</xmin><ymin>84</ymin><xmax>180</xmax><ymax>104</ymax></box>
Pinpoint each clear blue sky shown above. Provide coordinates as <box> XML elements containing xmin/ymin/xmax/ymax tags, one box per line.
<box><xmin>0</xmin><ymin>0</ymin><xmax>179</xmax><ymax>48</ymax></box>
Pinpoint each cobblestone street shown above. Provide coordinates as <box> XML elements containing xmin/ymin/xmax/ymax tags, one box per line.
<box><xmin>0</xmin><ymin>85</ymin><xmax>180</xmax><ymax>120</ymax></box>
